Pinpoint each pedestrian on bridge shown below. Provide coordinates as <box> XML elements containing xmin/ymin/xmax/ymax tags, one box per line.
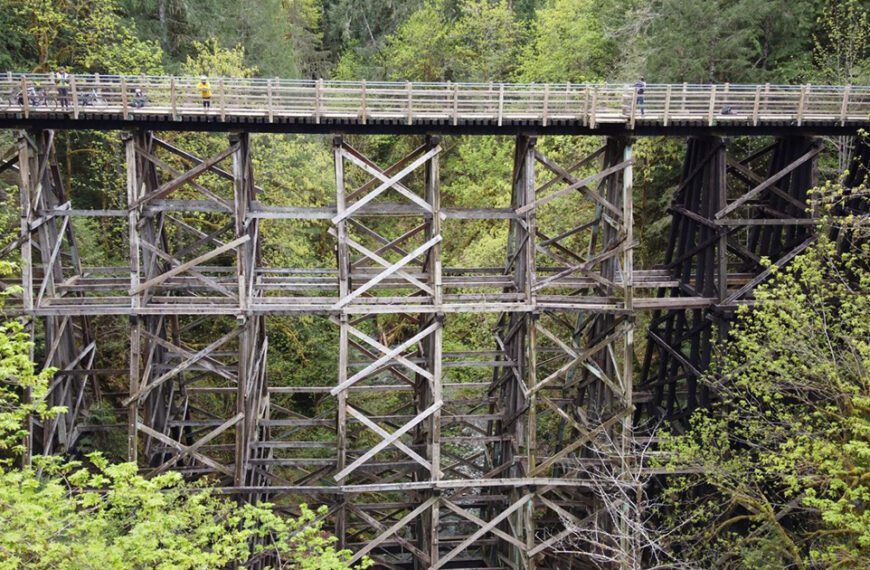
<box><xmin>635</xmin><ymin>76</ymin><xmax>646</xmax><ymax>116</ymax></box>
<box><xmin>197</xmin><ymin>75</ymin><xmax>212</xmax><ymax>109</ymax></box>
<box><xmin>54</xmin><ymin>68</ymin><xmax>70</xmax><ymax>110</ymax></box>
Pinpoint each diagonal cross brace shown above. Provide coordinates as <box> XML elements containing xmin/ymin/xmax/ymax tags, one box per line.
<box><xmin>347</xmin><ymin>405</ymin><xmax>438</xmax><ymax>476</ymax></box>
<box><xmin>338</xmin><ymin>318</ymin><xmax>434</xmax><ymax>381</ymax></box>
<box><xmin>148</xmin><ymin>412</ymin><xmax>244</xmax><ymax>476</ymax></box>
<box><xmin>123</xmin><ymin>327</ymin><xmax>243</xmax><ymax>405</ymax></box>
<box><xmin>348</xmin><ymin>497</ymin><xmax>439</xmax><ymax>564</ymax></box>
<box><xmin>334</xmin><ymin>400</ymin><xmax>441</xmax><ymax>481</ymax></box>
<box><xmin>332</xmin><ymin>145</ymin><xmax>440</xmax><ymax>224</ymax></box>
<box><xmin>132</xmin><ymin>235</ymin><xmax>249</xmax><ymax>295</ymax></box>
<box><xmin>128</xmin><ymin>143</ymin><xmax>239</xmax><ymax>211</ymax></box>
<box><xmin>434</xmin><ymin>493</ymin><xmax>533</xmax><ymax>569</ymax></box>
<box><xmin>331</xmin><ymin>320</ymin><xmax>439</xmax><ymax>395</ymax></box>
<box><xmin>518</xmin><ymin>157</ymin><xmax>632</xmax><ymax>217</ymax></box>
<box><xmin>332</xmin><ymin>234</ymin><xmax>441</xmax><ymax>309</ymax></box>
<box><xmin>328</xmin><ymin>227</ymin><xmax>432</xmax><ymax>294</ymax></box>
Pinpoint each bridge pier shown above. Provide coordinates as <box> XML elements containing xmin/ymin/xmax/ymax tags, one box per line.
<box><xmin>638</xmin><ymin>135</ymin><xmax>824</xmax><ymax>427</ymax></box>
<box><xmin>1</xmin><ymin>124</ymin><xmax>865</xmax><ymax>569</ymax></box>
<box><xmin>11</xmin><ymin>130</ymin><xmax>97</xmax><ymax>462</ymax></box>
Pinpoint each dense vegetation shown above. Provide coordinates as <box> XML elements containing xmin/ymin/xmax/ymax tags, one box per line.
<box><xmin>0</xmin><ymin>0</ymin><xmax>868</xmax><ymax>568</ymax></box>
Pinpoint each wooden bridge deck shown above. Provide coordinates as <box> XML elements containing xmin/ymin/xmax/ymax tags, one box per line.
<box><xmin>1</xmin><ymin>73</ymin><xmax>868</xmax><ymax>134</ymax></box>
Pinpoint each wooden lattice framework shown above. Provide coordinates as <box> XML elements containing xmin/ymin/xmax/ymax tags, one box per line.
<box><xmin>0</xmin><ymin>124</ymin><xmax>866</xmax><ymax>569</ymax></box>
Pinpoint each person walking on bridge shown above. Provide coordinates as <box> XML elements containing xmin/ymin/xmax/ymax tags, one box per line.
<box><xmin>635</xmin><ymin>76</ymin><xmax>646</xmax><ymax>116</ymax></box>
<box><xmin>54</xmin><ymin>68</ymin><xmax>70</xmax><ymax>111</ymax></box>
<box><xmin>197</xmin><ymin>75</ymin><xmax>212</xmax><ymax>109</ymax></box>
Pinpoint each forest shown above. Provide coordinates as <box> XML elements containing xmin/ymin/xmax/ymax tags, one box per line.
<box><xmin>0</xmin><ymin>0</ymin><xmax>868</xmax><ymax>568</ymax></box>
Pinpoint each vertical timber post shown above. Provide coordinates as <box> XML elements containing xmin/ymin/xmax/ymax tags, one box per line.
<box><xmin>126</xmin><ymin>132</ymin><xmax>141</xmax><ymax>464</ymax></box>
<box><xmin>17</xmin><ymin>131</ymin><xmax>35</xmax><ymax>465</ymax></box>
<box><xmin>425</xmin><ymin>134</ymin><xmax>443</xmax><ymax>568</ymax></box>
<box><xmin>333</xmin><ymin>136</ymin><xmax>348</xmax><ymax>548</ymax></box>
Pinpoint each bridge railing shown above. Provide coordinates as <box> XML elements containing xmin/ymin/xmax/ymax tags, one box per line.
<box><xmin>1</xmin><ymin>72</ymin><xmax>868</xmax><ymax>126</ymax></box>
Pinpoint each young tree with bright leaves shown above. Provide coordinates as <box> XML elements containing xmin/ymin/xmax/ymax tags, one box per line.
<box><xmin>657</xmin><ymin>188</ymin><xmax>870</xmax><ymax>568</ymax></box>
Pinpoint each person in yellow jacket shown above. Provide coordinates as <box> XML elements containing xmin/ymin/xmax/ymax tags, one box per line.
<box><xmin>197</xmin><ymin>75</ymin><xmax>212</xmax><ymax>109</ymax></box>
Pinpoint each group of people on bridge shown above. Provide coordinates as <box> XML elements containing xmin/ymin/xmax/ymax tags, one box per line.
<box><xmin>10</xmin><ymin>71</ymin><xmax>216</xmax><ymax>111</ymax></box>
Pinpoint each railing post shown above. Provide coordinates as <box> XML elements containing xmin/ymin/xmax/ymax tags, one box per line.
<box><xmin>498</xmin><ymin>83</ymin><xmax>504</xmax><ymax>127</ymax></box>
<box><xmin>267</xmin><ymin>78</ymin><xmax>274</xmax><ymax>123</ymax></box>
<box><xmin>452</xmin><ymin>83</ymin><xmax>458</xmax><ymax>126</ymax></box>
<box><xmin>70</xmin><ymin>75</ymin><xmax>79</xmax><ymax>119</ymax></box>
<box><xmin>707</xmin><ymin>84</ymin><xmax>717</xmax><ymax>126</ymax></box>
<box><xmin>663</xmin><ymin>84</ymin><xmax>672</xmax><ymax>126</ymax></box>
<box><xmin>219</xmin><ymin>78</ymin><xmax>226</xmax><ymax>121</ymax></box>
<box><xmin>796</xmin><ymin>83</ymin><xmax>808</xmax><ymax>126</ymax></box>
<box><xmin>121</xmin><ymin>76</ymin><xmax>129</xmax><ymax>119</ymax></box>
<box><xmin>681</xmin><ymin>82</ymin><xmax>687</xmax><ymax>112</ymax></box>
<box><xmin>21</xmin><ymin>76</ymin><xmax>29</xmax><ymax>118</ymax></box>
<box><xmin>170</xmin><ymin>77</ymin><xmax>177</xmax><ymax>119</ymax></box>
<box><xmin>405</xmin><ymin>81</ymin><xmax>414</xmax><ymax>125</ymax></box>
<box><xmin>590</xmin><ymin>85</ymin><xmax>598</xmax><ymax>129</ymax></box>
<box><xmin>763</xmin><ymin>82</ymin><xmax>770</xmax><ymax>113</ymax></box>
<box><xmin>840</xmin><ymin>84</ymin><xmax>851</xmax><ymax>126</ymax></box>
<box><xmin>360</xmin><ymin>79</ymin><xmax>367</xmax><ymax>125</ymax></box>
<box><xmin>629</xmin><ymin>83</ymin><xmax>638</xmax><ymax>129</ymax></box>
<box><xmin>315</xmin><ymin>78</ymin><xmax>323</xmax><ymax>124</ymax></box>
<box><xmin>752</xmin><ymin>85</ymin><xmax>761</xmax><ymax>126</ymax></box>
<box><xmin>542</xmin><ymin>83</ymin><xmax>550</xmax><ymax>127</ymax></box>
<box><xmin>581</xmin><ymin>85</ymin><xmax>589</xmax><ymax>126</ymax></box>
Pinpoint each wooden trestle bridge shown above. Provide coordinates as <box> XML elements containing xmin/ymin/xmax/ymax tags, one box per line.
<box><xmin>0</xmin><ymin>74</ymin><xmax>868</xmax><ymax>569</ymax></box>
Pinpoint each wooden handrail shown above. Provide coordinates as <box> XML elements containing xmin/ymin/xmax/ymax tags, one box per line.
<box><xmin>0</xmin><ymin>73</ymin><xmax>867</xmax><ymax>129</ymax></box>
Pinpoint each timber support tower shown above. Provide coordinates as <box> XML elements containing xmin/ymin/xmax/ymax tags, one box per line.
<box><xmin>0</xmin><ymin>75</ymin><xmax>868</xmax><ymax>569</ymax></box>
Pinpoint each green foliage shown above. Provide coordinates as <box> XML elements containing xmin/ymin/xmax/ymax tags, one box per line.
<box><xmin>813</xmin><ymin>0</ymin><xmax>870</xmax><ymax>84</ymax></box>
<box><xmin>0</xmin><ymin>264</ymin><xmax>57</xmax><ymax>458</ymax></box>
<box><xmin>183</xmin><ymin>38</ymin><xmax>257</xmax><ymax>77</ymax></box>
<box><xmin>658</xmin><ymin>221</ymin><xmax>870</xmax><ymax>568</ymax></box>
<box><xmin>0</xmin><ymin>458</ymin><xmax>369</xmax><ymax>569</ymax></box>
<box><xmin>3</xmin><ymin>0</ymin><xmax>163</xmax><ymax>73</ymax></box>
<box><xmin>0</xmin><ymin>268</ymin><xmax>367</xmax><ymax>568</ymax></box>
<box><xmin>642</xmin><ymin>0</ymin><xmax>817</xmax><ymax>83</ymax></box>
<box><xmin>382</xmin><ymin>0</ymin><xmax>521</xmax><ymax>82</ymax></box>
<box><xmin>518</xmin><ymin>0</ymin><xmax>613</xmax><ymax>82</ymax></box>
<box><xmin>122</xmin><ymin>0</ymin><xmax>304</xmax><ymax>76</ymax></box>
